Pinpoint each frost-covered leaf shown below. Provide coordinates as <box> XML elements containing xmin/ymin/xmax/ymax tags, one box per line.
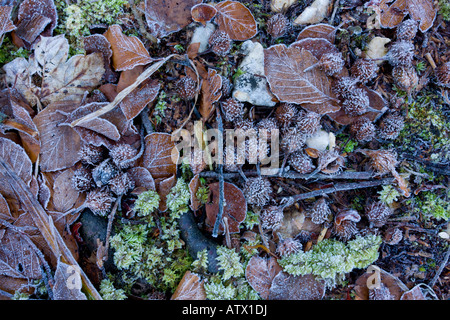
<box><xmin>400</xmin><ymin>285</ymin><xmax>427</xmax><ymax>300</ymax></box>
<box><xmin>264</xmin><ymin>45</ymin><xmax>339</xmax><ymax>113</ymax></box>
<box><xmin>84</xmin><ymin>34</ymin><xmax>118</xmax><ymax>83</ymax></box>
<box><xmin>145</xmin><ymin>0</ymin><xmax>201</xmax><ymax>39</ymax></box>
<box><xmin>268</xmin><ymin>272</ymin><xmax>325</xmax><ymax>300</ymax></box>
<box><xmin>104</xmin><ymin>24</ymin><xmax>153</xmax><ymax>71</ymax></box>
<box><xmin>143</xmin><ymin>133</ymin><xmax>178</xmax><ymax>179</ymax></box>
<box><xmin>188</xmin><ymin>174</ymin><xmax>203</xmax><ymax>212</ymax></box>
<box><xmin>0</xmin><ymin>137</ymin><xmax>32</xmax><ymax>188</ymax></box>
<box><xmin>290</xmin><ymin>38</ymin><xmax>339</xmax><ymax>60</ymax></box>
<box><xmin>199</xmin><ymin>69</ymin><xmax>222</xmax><ymax>121</ymax></box>
<box><xmin>205</xmin><ymin>182</ymin><xmax>247</xmax><ymax>234</ymax></box>
<box><xmin>15</xmin><ymin>13</ymin><xmax>51</xmax><ymax>45</ymax></box>
<box><xmin>3</xmin><ymin>57</ymin><xmax>40</xmax><ymax>106</ymax></box>
<box><xmin>127</xmin><ymin>167</ymin><xmax>155</xmax><ymax>191</ymax></box>
<box><xmin>119</xmin><ymin>79</ymin><xmax>160</xmax><ymax>121</ymax></box>
<box><xmin>296</xmin><ymin>23</ymin><xmax>336</xmax><ymax>42</ymax></box>
<box><xmin>17</xmin><ymin>0</ymin><xmax>57</xmax><ymax>37</ymax></box>
<box><xmin>171</xmin><ymin>271</ymin><xmax>206</xmax><ymax>300</ymax></box>
<box><xmin>33</xmin><ymin>102</ymin><xmax>81</xmax><ymax>172</ymax></box>
<box><xmin>379</xmin><ymin>0</ymin><xmax>436</xmax><ymax>32</ymax></box>
<box><xmin>0</xmin><ymin>6</ymin><xmax>15</xmax><ymax>38</ymax></box>
<box><xmin>53</xmin><ymin>260</ymin><xmax>87</xmax><ymax>300</ymax></box>
<box><xmin>52</xmin><ymin>169</ymin><xmax>80</xmax><ymax>213</ymax></box>
<box><xmin>214</xmin><ymin>1</ymin><xmax>257</xmax><ymax>41</ymax></box>
<box><xmin>245</xmin><ymin>256</ymin><xmax>282</xmax><ymax>299</ymax></box>
<box><xmin>191</xmin><ymin>3</ymin><xmax>217</xmax><ymax>26</ymax></box>
<box><xmin>354</xmin><ymin>266</ymin><xmax>408</xmax><ymax>300</ymax></box>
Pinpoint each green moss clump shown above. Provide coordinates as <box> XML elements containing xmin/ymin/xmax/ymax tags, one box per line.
<box><xmin>279</xmin><ymin>234</ymin><xmax>382</xmax><ymax>288</ymax></box>
<box><xmin>166</xmin><ymin>178</ymin><xmax>191</xmax><ymax>220</ymax></box>
<box><xmin>378</xmin><ymin>185</ymin><xmax>401</xmax><ymax>205</ymax></box>
<box><xmin>438</xmin><ymin>0</ymin><xmax>450</xmax><ymax>21</ymax></box>
<box><xmin>134</xmin><ymin>190</ymin><xmax>160</xmax><ymax>218</ymax></box>
<box><xmin>0</xmin><ymin>37</ymin><xmax>30</xmax><ymax>66</ymax></box>
<box><xmin>409</xmin><ymin>190</ymin><xmax>450</xmax><ymax>221</ymax></box>
<box><xmin>99</xmin><ymin>278</ymin><xmax>127</xmax><ymax>300</ymax></box>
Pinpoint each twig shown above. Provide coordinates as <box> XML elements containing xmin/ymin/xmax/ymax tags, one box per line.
<box><xmin>200</xmin><ymin>170</ymin><xmax>378</xmax><ymax>180</ymax></box>
<box><xmin>212</xmin><ymin>112</ymin><xmax>224</xmax><ymax>238</ymax></box>
<box><xmin>140</xmin><ymin>106</ymin><xmax>154</xmax><ymax>135</ymax></box>
<box><xmin>428</xmin><ymin>245</ymin><xmax>450</xmax><ymax>288</ymax></box>
<box><xmin>103</xmin><ymin>195</ymin><xmax>122</xmax><ymax>264</ymax></box>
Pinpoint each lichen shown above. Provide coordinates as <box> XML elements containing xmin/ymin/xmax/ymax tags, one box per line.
<box><xmin>279</xmin><ymin>234</ymin><xmax>382</xmax><ymax>288</ymax></box>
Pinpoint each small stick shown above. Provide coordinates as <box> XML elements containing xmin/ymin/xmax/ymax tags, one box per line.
<box><xmin>103</xmin><ymin>195</ymin><xmax>122</xmax><ymax>264</ymax></box>
<box><xmin>425</xmin><ymin>52</ymin><xmax>437</xmax><ymax>70</ymax></box>
<box><xmin>428</xmin><ymin>245</ymin><xmax>450</xmax><ymax>288</ymax></box>
<box><xmin>212</xmin><ymin>112</ymin><xmax>225</xmax><ymax>238</ymax></box>
<box><xmin>200</xmin><ymin>170</ymin><xmax>378</xmax><ymax>180</ymax></box>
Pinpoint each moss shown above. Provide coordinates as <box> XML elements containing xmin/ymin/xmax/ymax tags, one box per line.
<box><xmin>438</xmin><ymin>0</ymin><xmax>450</xmax><ymax>21</ymax></box>
<box><xmin>216</xmin><ymin>246</ymin><xmax>244</xmax><ymax>281</ymax></box>
<box><xmin>409</xmin><ymin>190</ymin><xmax>450</xmax><ymax>221</ymax></box>
<box><xmin>378</xmin><ymin>185</ymin><xmax>401</xmax><ymax>205</ymax></box>
<box><xmin>0</xmin><ymin>36</ymin><xmax>30</xmax><ymax>66</ymax></box>
<box><xmin>134</xmin><ymin>189</ymin><xmax>160</xmax><ymax>219</ymax></box>
<box><xmin>99</xmin><ymin>278</ymin><xmax>127</xmax><ymax>300</ymax></box>
<box><xmin>166</xmin><ymin>178</ymin><xmax>191</xmax><ymax>220</ymax></box>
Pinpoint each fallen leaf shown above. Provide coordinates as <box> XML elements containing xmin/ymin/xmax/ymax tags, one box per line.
<box><xmin>199</xmin><ymin>69</ymin><xmax>222</xmax><ymax>121</ymax></box>
<box><xmin>33</xmin><ymin>102</ymin><xmax>82</xmax><ymax>172</ymax></box>
<box><xmin>245</xmin><ymin>255</ymin><xmax>282</xmax><ymax>299</ymax></box>
<box><xmin>0</xmin><ymin>6</ymin><xmax>16</xmax><ymax>39</ymax></box>
<box><xmin>53</xmin><ymin>260</ymin><xmax>87</xmax><ymax>300</ymax></box>
<box><xmin>51</xmin><ymin>169</ymin><xmax>81</xmax><ymax>213</ymax></box>
<box><xmin>205</xmin><ymin>182</ymin><xmax>247</xmax><ymax>234</ymax></box>
<box><xmin>127</xmin><ymin>167</ymin><xmax>156</xmax><ymax>191</ymax></box>
<box><xmin>145</xmin><ymin>0</ymin><xmax>202</xmax><ymax>39</ymax></box>
<box><xmin>143</xmin><ymin>133</ymin><xmax>178</xmax><ymax>179</ymax></box>
<box><xmin>264</xmin><ymin>45</ymin><xmax>339</xmax><ymax>111</ymax></box>
<box><xmin>188</xmin><ymin>174</ymin><xmax>202</xmax><ymax>212</ymax></box>
<box><xmin>104</xmin><ymin>24</ymin><xmax>154</xmax><ymax>71</ymax></box>
<box><xmin>290</xmin><ymin>38</ymin><xmax>339</xmax><ymax>60</ymax></box>
<box><xmin>296</xmin><ymin>23</ymin><xmax>336</xmax><ymax>42</ymax></box>
<box><xmin>171</xmin><ymin>271</ymin><xmax>206</xmax><ymax>300</ymax></box>
<box><xmin>191</xmin><ymin>3</ymin><xmax>217</xmax><ymax>26</ymax></box>
<box><xmin>14</xmin><ymin>13</ymin><xmax>51</xmax><ymax>46</ymax></box>
<box><xmin>379</xmin><ymin>0</ymin><xmax>436</xmax><ymax>32</ymax></box>
<box><xmin>268</xmin><ymin>272</ymin><xmax>326</xmax><ymax>300</ymax></box>
<box><xmin>214</xmin><ymin>1</ymin><xmax>258</xmax><ymax>41</ymax></box>
<box><xmin>119</xmin><ymin>79</ymin><xmax>160</xmax><ymax>121</ymax></box>
<box><xmin>17</xmin><ymin>0</ymin><xmax>57</xmax><ymax>37</ymax></box>
<box><xmin>155</xmin><ymin>174</ymin><xmax>176</xmax><ymax>212</ymax></box>
<box><xmin>400</xmin><ymin>285</ymin><xmax>427</xmax><ymax>300</ymax></box>
<box><xmin>84</xmin><ymin>34</ymin><xmax>118</xmax><ymax>83</ymax></box>
<box><xmin>354</xmin><ymin>266</ymin><xmax>408</xmax><ymax>300</ymax></box>
<box><xmin>293</xmin><ymin>0</ymin><xmax>331</xmax><ymax>26</ymax></box>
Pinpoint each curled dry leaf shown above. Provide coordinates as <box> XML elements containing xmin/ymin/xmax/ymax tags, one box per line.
<box><xmin>188</xmin><ymin>174</ymin><xmax>202</xmax><ymax>212</ymax></box>
<box><xmin>296</xmin><ymin>24</ymin><xmax>337</xmax><ymax>43</ymax></box>
<box><xmin>191</xmin><ymin>3</ymin><xmax>217</xmax><ymax>26</ymax></box>
<box><xmin>33</xmin><ymin>102</ymin><xmax>82</xmax><ymax>172</ymax></box>
<box><xmin>379</xmin><ymin>0</ymin><xmax>436</xmax><ymax>32</ymax></box>
<box><xmin>119</xmin><ymin>79</ymin><xmax>160</xmax><ymax>121</ymax></box>
<box><xmin>245</xmin><ymin>256</ymin><xmax>282</xmax><ymax>299</ymax></box>
<box><xmin>171</xmin><ymin>271</ymin><xmax>206</xmax><ymax>300</ymax></box>
<box><xmin>145</xmin><ymin>0</ymin><xmax>202</xmax><ymax>39</ymax></box>
<box><xmin>84</xmin><ymin>34</ymin><xmax>118</xmax><ymax>83</ymax></box>
<box><xmin>127</xmin><ymin>167</ymin><xmax>156</xmax><ymax>191</ymax></box>
<box><xmin>0</xmin><ymin>6</ymin><xmax>15</xmax><ymax>39</ymax></box>
<box><xmin>155</xmin><ymin>174</ymin><xmax>176</xmax><ymax>212</ymax></box>
<box><xmin>16</xmin><ymin>0</ymin><xmax>57</xmax><ymax>39</ymax></box>
<box><xmin>143</xmin><ymin>133</ymin><xmax>178</xmax><ymax>180</ymax></box>
<box><xmin>53</xmin><ymin>260</ymin><xmax>87</xmax><ymax>300</ymax></box>
<box><xmin>214</xmin><ymin>0</ymin><xmax>258</xmax><ymax>41</ymax></box>
<box><xmin>268</xmin><ymin>272</ymin><xmax>326</xmax><ymax>300</ymax></box>
<box><xmin>264</xmin><ymin>45</ymin><xmax>340</xmax><ymax>114</ymax></box>
<box><xmin>199</xmin><ymin>69</ymin><xmax>222</xmax><ymax>121</ymax></box>
<box><xmin>104</xmin><ymin>24</ymin><xmax>154</xmax><ymax>72</ymax></box>
<box><xmin>205</xmin><ymin>182</ymin><xmax>247</xmax><ymax>234</ymax></box>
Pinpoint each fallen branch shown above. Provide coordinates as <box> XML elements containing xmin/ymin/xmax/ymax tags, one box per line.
<box><xmin>212</xmin><ymin>112</ymin><xmax>224</xmax><ymax>238</ymax></box>
<box><xmin>200</xmin><ymin>170</ymin><xmax>378</xmax><ymax>180</ymax></box>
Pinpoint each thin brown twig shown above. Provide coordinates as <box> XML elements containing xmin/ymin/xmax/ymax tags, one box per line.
<box><xmin>200</xmin><ymin>170</ymin><xmax>378</xmax><ymax>180</ymax></box>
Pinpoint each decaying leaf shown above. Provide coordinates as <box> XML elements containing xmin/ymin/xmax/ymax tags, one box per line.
<box><xmin>51</xmin><ymin>169</ymin><xmax>81</xmax><ymax>213</ymax></box>
<box><xmin>188</xmin><ymin>174</ymin><xmax>203</xmax><ymax>212</ymax></box>
<box><xmin>0</xmin><ymin>6</ymin><xmax>16</xmax><ymax>39</ymax></box>
<box><xmin>205</xmin><ymin>182</ymin><xmax>247</xmax><ymax>234</ymax></box>
<box><xmin>171</xmin><ymin>271</ymin><xmax>206</xmax><ymax>300</ymax></box>
<box><xmin>145</xmin><ymin>0</ymin><xmax>202</xmax><ymax>39</ymax></box>
<box><xmin>214</xmin><ymin>0</ymin><xmax>258</xmax><ymax>41</ymax></box>
<box><xmin>155</xmin><ymin>174</ymin><xmax>176</xmax><ymax>212</ymax></box>
<box><xmin>290</xmin><ymin>38</ymin><xmax>339</xmax><ymax>60</ymax></box>
<box><xmin>84</xmin><ymin>34</ymin><xmax>118</xmax><ymax>83</ymax></box>
<box><xmin>264</xmin><ymin>45</ymin><xmax>339</xmax><ymax>113</ymax></box>
<box><xmin>53</xmin><ymin>260</ymin><xmax>87</xmax><ymax>300</ymax></box>
<box><xmin>379</xmin><ymin>0</ymin><xmax>436</xmax><ymax>32</ymax></box>
<box><xmin>127</xmin><ymin>167</ymin><xmax>155</xmax><ymax>191</ymax></box>
<box><xmin>191</xmin><ymin>3</ymin><xmax>217</xmax><ymax>26</ymax></box>
<box><xmin>143</xmin><ymin>133</ymin><xmax>178</xmax><ymax>180</ymax></box>
<box><xmin>268</xmin><ymin>272</ymin><xmax>326</xmax><ymax>300</ymax></box>
<box><xmin>119</xmin><ymin>79</ymin><xmax>160</xmax><ymax>121</ymax></box>
<box><xmin>14</xmin><ymin>13</ymin><xmax>51</xmax><ymax>46</ymax></box>
<box><xmin>16</xmin><ymin>0</ymin><xmax>57</xmax><ymax>38</ymax></box>
<box><xmin>245</xmin><ymin>255</ymin><xmax>282</xmax><ymax>299</ymax></box>
<box><xmin>104</xmin><ymin>24</ymin><xmax>154</xmax><ymax>72</ymax></box>
<box><xmin>199</xmin><ymin>69</ymin><xmax>222</xmax><ymax>121</ymax></box>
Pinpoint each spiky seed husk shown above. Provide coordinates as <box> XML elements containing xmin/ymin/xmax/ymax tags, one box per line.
<box><xmin>243</xmin><ymin>177</ymin><xmax>272</xmax><ymax>207</ymax></box>
<box><xmin>79</xmin><ymin>143</ymin><xmax>105</xmax><ymax>165</ymax></box>
<box><xmin>350</xmin><ymin>117</ymin><xmax>376</xmax><ymax>142</ymax></box>
<box><xmin>276</xmin><ymin>238</ymin><xmax>302</xmax><ymax>257</ymax></box>
<box><xmin>369</xmin><ymin>283</ymin><xmax>394</xmax><ymax>300</ymax></box>
<box><xmin>110</xmin><ymin>144</ymin><xmax>138</xmax><ymax>169</ymax></box>
<box><xmin>72</xmin><ymin>167</ymin><xmax>94</xmax><ymax>192</ymax></box>
<box><xmin>366</xmin><ymin>202</ymin><xmax>392</xmax><ymax>227</ymax></box>
<box><xmin>331</xmin><ymin>76</ymin><xmax>359</xmax><ymax>99</ymax></box>
<box><xmin>384</xmin><ymin>227</ymin><xmax>403</xmax><ymax>245</ymax></box>
<box><xmin>260</xmin><ymin>205</ymin><xmax>284</xmax><ymax>230</ymax></box>
<box><xmin>396</xmin><ymin>19</ymin><xmax>418</xmax><ymax>41</ymax></box>
<box><xmin>392</xmin><ymin>65</ymin><xmax>418</xmax><ymax>92</ymax></box>
<box><xmin>333</xmin><ymin>219</ymin><xmax>358</xmax><ymax>241</ymax></box>
<box><xmin>85</xmin><ymin>188</ymin><xmax>115</xmax><ymax>216</ymax></box>
<box><xmin>208</xmin><ymin>29</ymin><xmax>232</xmax><ymax>56</ymax></box>
<box><xmin>275</xmin><ymin>103</ymin><xmax>297</xmax><ymax>127</ymax></box>
<box><xmin>378</xmin><ymin>114</ymin><xmax>404</xmax><ymax>140</ymax></box>
<box><xmin>435</xmin><ymin>62</ymin><xmax>450</xmax><ymax>88</ymax></box>
<box><xmin>387</xmin><ymin>40</ymin><xmax>414</xmax><ymax>66</ymax></box>
<box><xmin>109</xmin><ymin>172</ymin><xmax>135</xmax><ymax>196</ymax></box>
<box><xmin>266</xmin><ymin>13</ymin><xmax>289</xmax><ymax>39</ymax></box>
<box><xmin>221</xmin><ymin>76</ymin><xmax>233</xmax><ymax>98</ymax></box>
<box><xmin>342</xmin><ymin>88</ymin><xmax>370</xmax><ymax>116</ymax></box>
<box><xmin>318</xmin><ymin>148</ymin><xmax>345</xmax><ymax>174</ymax></box>
<box><xmin>222</xmin><ymin>98</ymin><xmax>243</xmax><ymax>122</ymax></box>
<box><xmin>364</xmin><ymin>149</ymin><xmax>398</xmax><ymax>175</ymax></box>
<box><xmin>296</xmin><ymin>110</ymin><xmax>321</xmax><ymax>135</ymax></box>
<box><xmin>92</xmin><ymin>159</ymin><xmax>119</xmax><ymax>187</ymax></box>
<box><xmin>175</xmin><ymin>76</ymin><xmax>197</xmax><ymax>100</ymax></box>
<box><xmin>257</xmin><ymin>117</ymin><xmax>279</xmax><ymax>140</ymax></box>
<box><xmin>281</xmin><ymin>128</ymin><xmax>306</xmax><ymax>154</ymax></box>
<box><xmin>318</xmin><ymin>52</ymin><xmax>345</xmax><ymax>76</ymax></box>
<box><xmin>288</xmin><ymin>151</ymin><xmax>315</xmax><ymax>174</ymax></box>
<box><xmin>223</xmin><ymin>145</ymin><xmax>240</xmax><ymax>172</ymax></box>
<box><xmin>350</xmin><ymin>59</ymin><xmax>379</xmax><ymax>83</ymax></box>
<box><xmin>309</xmin><ymin>198</ymin><xmax>332</xmax><ymax>224</ymax></box>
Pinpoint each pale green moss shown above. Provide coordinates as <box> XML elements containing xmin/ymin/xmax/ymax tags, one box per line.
<box><xmin>191</xmin><ymin>249</ymin><xmax>209</xmax><ymax>273</ymax></box>
<box><xmin>166</xmin><ymin>178</ymin><xmax>191</xmax><ymax>220</ymax></box>
<box><xmin>134</xmin><ymin>190</ymin><xmax>160</xmax><ymax>218</ymax></box>
<box><xmin>99</xmin><ymin>278</ymin><xmax>127</xmax><ymax>300</ymax></box>
<box><xmin>216</xmin><ymin>246</ymin><xmax>244</xmax><ymax>281</ymax></box>
<box><xmin>378</xmin><ymin>185</ymin><xmax>401</xmax><ymax>205</ymax></box>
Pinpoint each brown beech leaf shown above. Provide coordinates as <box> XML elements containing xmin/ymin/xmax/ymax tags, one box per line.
<box><xmin>379</xmin><ymin>0</ymin><xmax>436</xmax><ymax>32</ymax></box>
<box><xmin>268</xmin><ymin>272</ymin><xmax>326</xmax><ymax>300</ymax></box>
<box><xmin>145</xmin><ymin>0</ymin><xmax>202</xmax><ymax>39</ymax></box>
<box><xmin>127</xmin><ymin>167</ymin><xmax>156</xmax><ymax>191</ymax></box>
<box><xmin>354</xmin><ymin>266</ymin><xmax>408</xmax><ymax>300</ymax></box>
<box><xmin>33</xmin><ymin>102</ymin><xmax>81</xmax><ymax>172</ymax></box>
<box><xmin>296</xmin><ymin>23</ymin><xmax>337</xmax><ymax>43</ymax></box>
<box><xmin>205</xmin><ymin>182</ymin><xmax>247</xmax><ymax>234</ymax></box>
<box><xmin>17</xmin><ymin>0</ymin><xmax>57</xmax><ymax>38</ymax></box>
<box><xmin>0</xmin><ymin>193</ymin><xmax>11</xmax><ymax>219</ymax></box>
<box><xmin>191</xmin><ymin>3</ymin><xmax>217</xmax><ymax>26</ymax></box>
<box><xmin>245</xmin><ymin>256</ymin><xmax>282</xmax><ymax>299</ymax></box>
<box><xmin>0</xmin><ymin>137</ymin><xmax>33</xmax><ymax>189</ymax></box>
<box><xmin>14</xmin><ymin>13</ymin><xmax>51</xmax><ymax>46</ymax></box>
<box><xmin>171</xmin><ymin>271</ymin><xmax>206</xmax><ymax>300</ymax></box>
<box><xmin>51</xmin><ymin>169</ymin><xmax>81</xmax><ymax>213</ymax></box>
<box><xmin>400</xmin><ymin>285</ymin><xmax>427</xmax><ymax>300</ymax></box>
<box><xmin>120</xmin><ymin>79</ymin><xmax>160</xmax><ymax>121</ymax></box>
<box><xmin>214</xmin><ymin>0</ymin><xmax>258</xmax><ymax>41</ymax></box>
<box><xmin>290</xmin><ymin>38</ymin><xmax>339</xmax><ymax>60</ymax></box>
<box><xmin>264</xmin><ymin>45</ymin><xmax>338</xmax><ymax>111</ymax></box>
<box><xmin>0</xmin><ymin>6</ymin><xmax>16</xmax><ymax>38</ymax></box>
<box><xmin>199</xmin><ymin>69</ymin><xmax>222</xmax><ymax>121</ymax></box>
<box><xmin>104</xmin><ymin>24</ymin><xmax>154</xmax><ymax>71</ymax></box>
<box><xmin>143</xmin><ymin>133</ymin><xmax>178</xmax><ymax>180</ymax></box>
<box><xmin>84</xmin><ymin>34</ymin><xmax>118</xmax><ymax>83</ymax></box>
<box><xmin>53</xmin><ymin>260</ymin><xmax>87</xmax><ymax>300</ymax></box>
<box><xmin>326</xmin><ymin>87</ymin><xmax>387</xmax><ymax>125</ymax></box>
